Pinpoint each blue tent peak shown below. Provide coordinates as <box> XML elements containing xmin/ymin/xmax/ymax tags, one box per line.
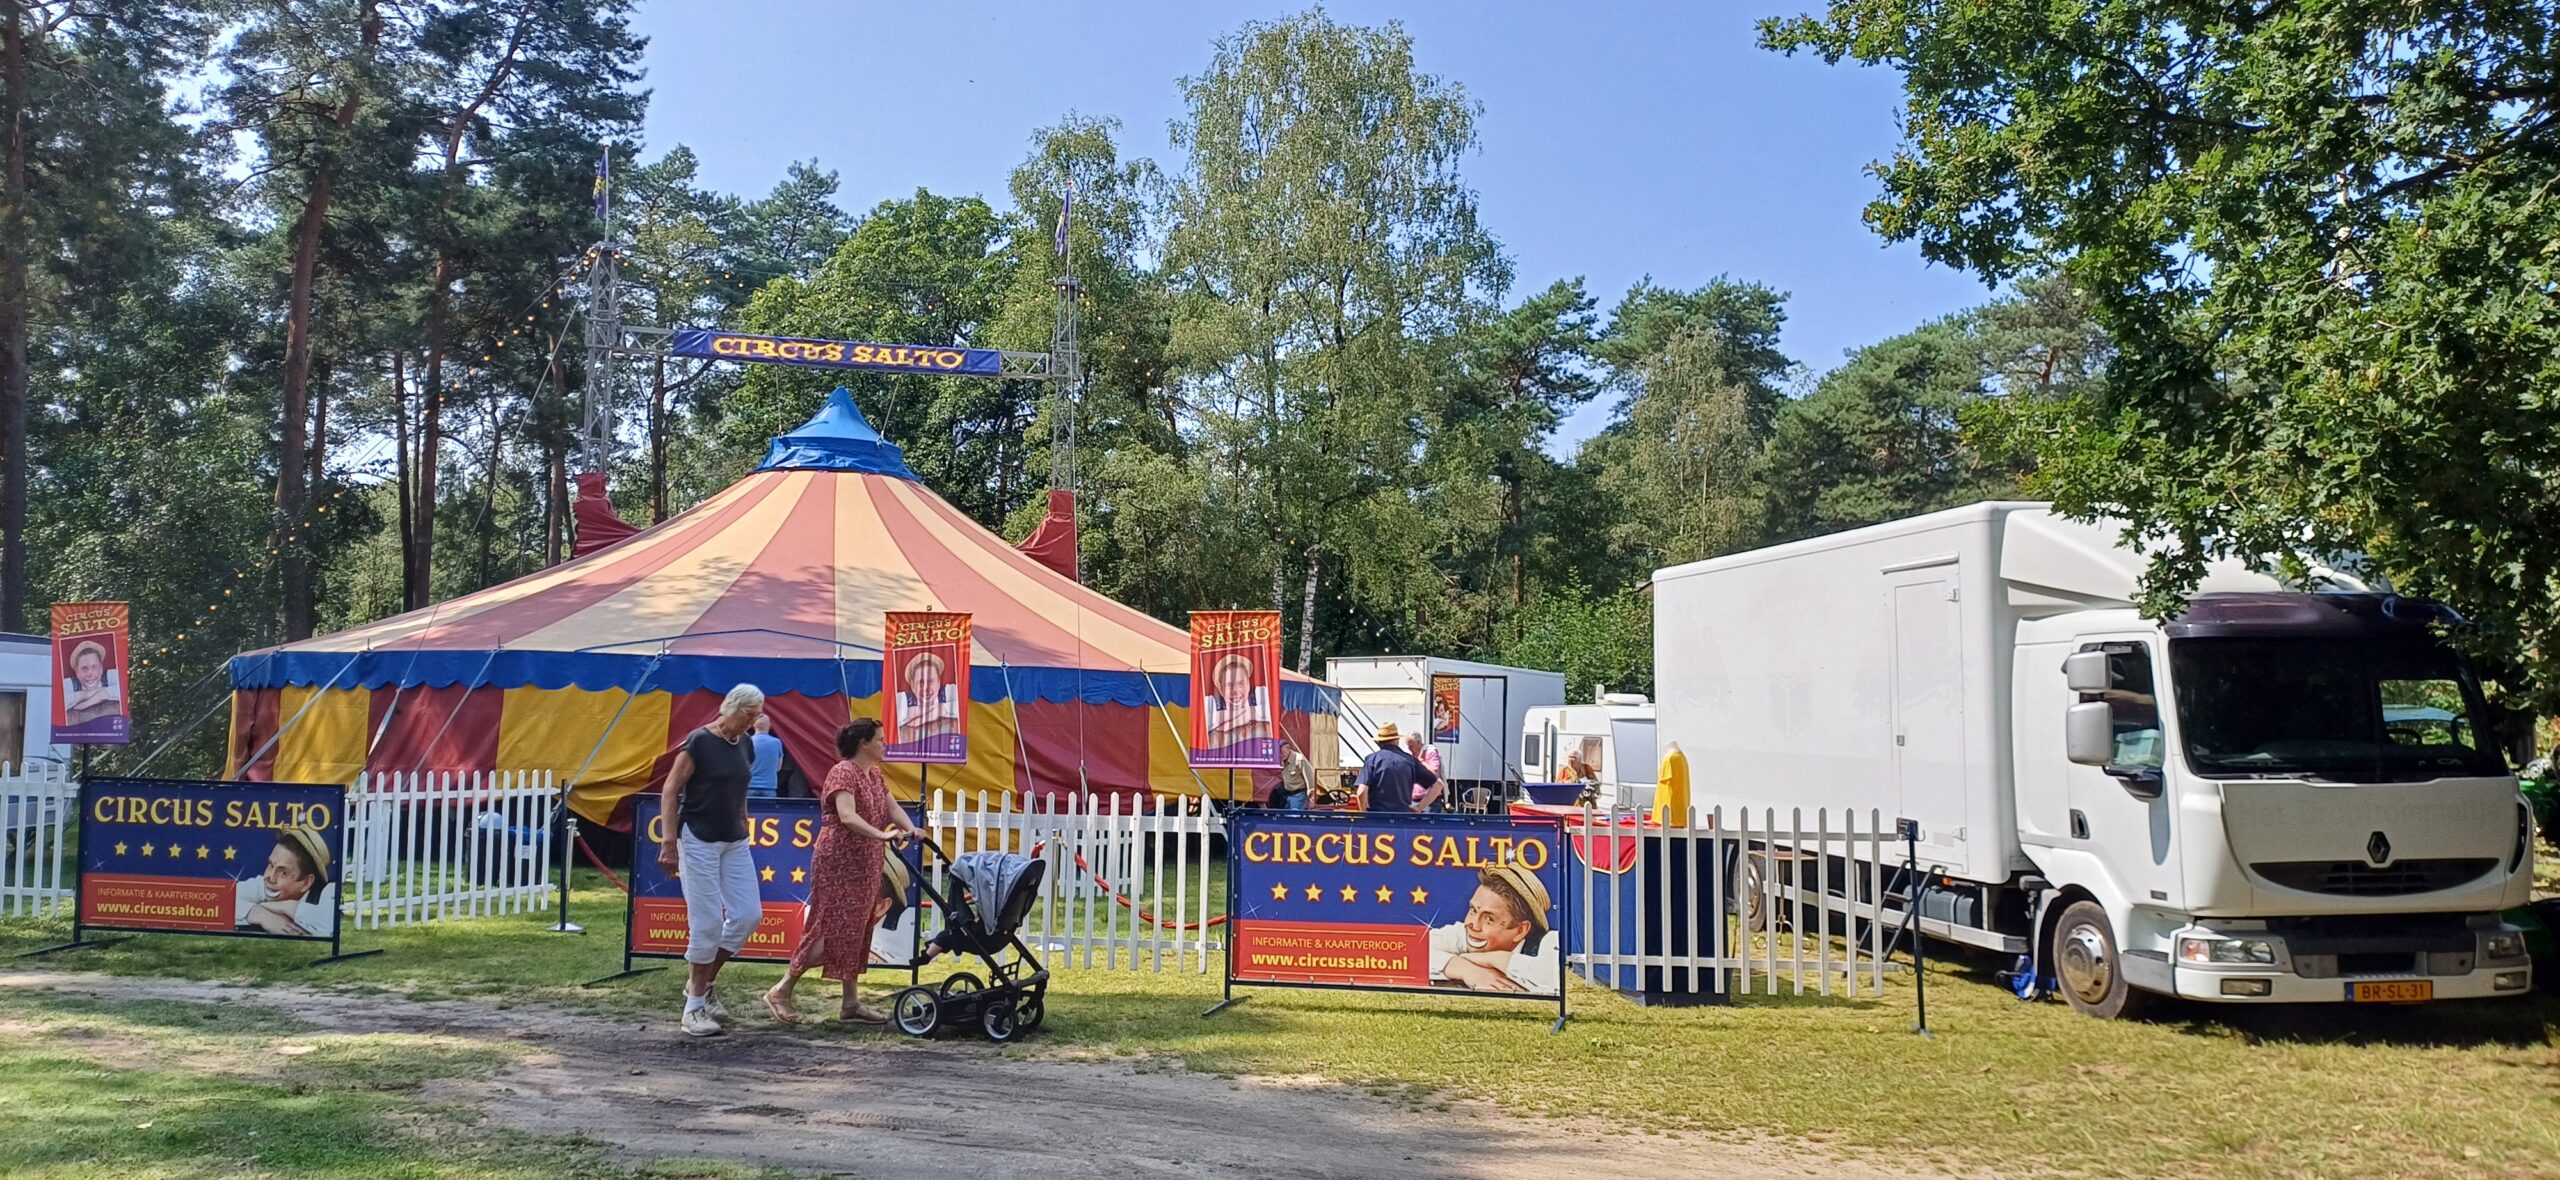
<box><xmin>757</xmin><ymin>388</ymin><xmax>917</xmax><ymax>479</ymax></box>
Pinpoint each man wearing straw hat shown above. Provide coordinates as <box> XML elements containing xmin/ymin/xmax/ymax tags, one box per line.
<box><xmin>1429</xmin><ymin>863</ymin><xmax>1560</xmax><ymax>994</ymax></box>
<box><xmin>1355</xmin><ymin>722</ymin><xmax>1438</xmax><ymax>814</ymax></box>
<box><xmin>236</xmin><ymin>826</ymin><xmax>335</xmax><ymax>938</ymax></box>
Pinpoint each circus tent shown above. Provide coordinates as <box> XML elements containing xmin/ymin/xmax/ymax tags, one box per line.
<box><xmin>224</xmin><ymin>389</ymin><xmax>1339</xmax><ymax>825</ymax></box>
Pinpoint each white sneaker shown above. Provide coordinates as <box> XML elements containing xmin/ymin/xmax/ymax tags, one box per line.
<box><xmin>681</xmin><ymin>1005</ymin><xmax>723</xmax><ymax>1037</ymax></box>
<box><xmin>703</xmin><ymin>988</ymin><xmax>730</xmax><ymax>1024</ymax></box>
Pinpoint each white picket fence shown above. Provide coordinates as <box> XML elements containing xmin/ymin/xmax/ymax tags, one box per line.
<box><xmin>342</xmin><ymin>770</ymin><xmax>559</xmax><ymax>929</ymax></box>
<box><xmin>918</xmin><ymin>789</ymin><xmax>1226</xmax><ymax>973</ymax></box>
<box><xmin>0</xmin><ymin>765</ymin><xmax>77</xmax><ymax>917</ymax></box>
<box><xmin>1568</xmin><ymin>805</ymin><xmax>1895</xmax><ymax>999</ymax></box>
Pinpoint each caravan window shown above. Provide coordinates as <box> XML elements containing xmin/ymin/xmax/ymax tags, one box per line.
<box><xmin>1522</xmin><ymin>732</ymin><xmax>1541</xmax><ymax>773</ymax></box>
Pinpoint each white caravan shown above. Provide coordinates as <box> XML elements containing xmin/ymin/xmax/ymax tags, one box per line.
<box><xmin>1521</xmin><ymin>693</ymin><xmax>1657</xmax><ymax>812</ymax></box>
<box><xmin>1653</xmin><ymin>502</ymin><xmax>2532</xmax><ymax>1017</ymax></box>
<box><xmin>1325</xmin><ymin>656</ymin><xmax>1564</xmax><ymax>805</ymax></box>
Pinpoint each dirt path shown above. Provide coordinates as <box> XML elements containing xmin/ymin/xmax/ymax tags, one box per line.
<box><xmin>2</xmin><ymin>970</ymin><xmax>1940</xmax><ymax>1179</ymax></box>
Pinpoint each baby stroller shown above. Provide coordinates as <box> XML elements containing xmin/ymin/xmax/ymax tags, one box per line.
<box><xmin>890</xmin><ymin>841</ymin><xmax>1050</xmax><ymax>1043</ymax></box>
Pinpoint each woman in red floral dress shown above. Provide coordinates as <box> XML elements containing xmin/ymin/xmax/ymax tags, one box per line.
<box><xmin>766</xmin><ymin>718</ymin><xmax>922</xmax><ymax>1024</ymax></box>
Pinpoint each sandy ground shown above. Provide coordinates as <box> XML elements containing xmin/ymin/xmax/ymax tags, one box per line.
<box><xmin>2</xmin><ymin>970</ymin><xmax>1946</xmax><ymax>1180</ymax></box>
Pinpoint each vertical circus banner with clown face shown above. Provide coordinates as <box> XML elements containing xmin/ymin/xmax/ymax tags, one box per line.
<box><xmin>1430</xmin><ymin>675</ymin><xmax>1463</xmax><ymax>744</ymax></box>
<box><xmin>883</xmin><ymin>611</ymin><xmax>970</xmax><ymax>764</ymax></box>
<box><xmin>52</xmin><ymin>602</ymin><xmax>132</xmax><ymax>745</ymax></box>
<box><xmin>1188</xmin><ymin>610</ymin><xmax>1282</xmax><ymax>769</ymax></box>
<box><xmin>77</xmin><ymin>779</ymin><xmax>346</xmax><ymax>942</ymax></box>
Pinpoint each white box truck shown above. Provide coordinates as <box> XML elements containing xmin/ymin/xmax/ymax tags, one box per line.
<box><xmin>1325</xmin><ymin>656</ymin><xmax>1564</xmax><ymax>806</ymax></box>
<box><xmin>1654</xmin><ymin>502</ymin><xmax>2534</xmax><ymax>1017</ymax></box>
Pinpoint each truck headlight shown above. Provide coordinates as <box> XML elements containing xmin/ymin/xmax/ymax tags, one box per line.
<box><xmin>2484</xmin><ymin>932</ymin><xmax>2527</xmax><ymax>961</ymax></box>
<box><xmin>2179</xmin><ymin>936</ymin><xmax>2276</xmax><ymax>965</ymax></box>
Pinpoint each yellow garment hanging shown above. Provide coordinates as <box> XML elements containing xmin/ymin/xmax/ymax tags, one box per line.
<box><xmin>1652</xmin><ymin>742</ymin><xmax>1691</xmax><ymax>828</ymax></box>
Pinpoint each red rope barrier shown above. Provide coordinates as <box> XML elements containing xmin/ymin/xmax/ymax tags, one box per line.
<box><xmin>575</xmin><ymin>832</ymin><xmax>631</xmax><ymax>896</ymax></box>
<box><xmin>1036</xmin><ymin>840</ymin><xmax>1228</xmax><ymax>931</ymax></box>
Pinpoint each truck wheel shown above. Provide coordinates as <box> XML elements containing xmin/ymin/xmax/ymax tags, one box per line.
<box><xmin>2052</xmin><ymin>901</ymin><xmax>2150</xmax><ymax>1020</ymax></box>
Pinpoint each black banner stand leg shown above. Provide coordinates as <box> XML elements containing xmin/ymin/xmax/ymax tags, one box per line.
<box><xmin>1551</xmin><ymin>840</ymin><xmax>1571</xmax><ymax>1034</ymax></box>
<box><xmin>1202</xmin><ymin>817</ymin><xmax>1247</xmax><ymax>1017</ymax></box>
<box><xmin>306</xmin><ymin>873</ymin><xmax>383</xmax><ymax>968</ymax></box>
<box><xmin>549</xmin><ymin>807</ymin><xmax>584</xmax><ymax>935</ymax></box>
<box><xmin>22</xmin><ymin>770</ymin><xmax>123</xmax><ymax>957</ymax></box>
<box><xmin>584</xmin><ymin>824</ymin><xmax>662</xmax><ymax>986</ymax></box>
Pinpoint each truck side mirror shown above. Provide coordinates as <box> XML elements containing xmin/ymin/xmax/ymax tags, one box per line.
<box><xmin>2066</xmin><ymin>701</ymin><xmax>2115</xmax><ymax>766</ymax></box>
<box><xmin>2063</xmin><ymin>650</ymin><xmax>2111</xmax><ymax>694</ymax></box>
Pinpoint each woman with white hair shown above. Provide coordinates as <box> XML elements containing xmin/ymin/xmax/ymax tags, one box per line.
<box><xmin>657</xmin><ymin>683</ymin><xmax>767</xmax><ymax>1037</ymax></box>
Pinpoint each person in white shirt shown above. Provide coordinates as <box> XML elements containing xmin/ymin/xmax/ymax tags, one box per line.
<box><xmin>1428</xmin><ymin>864</ymin><xmax>1558</xmax><ymax>994</ymax></box>
<box><xmin>235</xmin><ymin>827</ymin><xmax>336</xmax><ymax>938</ymax></box>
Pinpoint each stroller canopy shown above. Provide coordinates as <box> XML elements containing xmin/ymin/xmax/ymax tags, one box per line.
<box><xmin>949</xmin><ymin>851</ymin><xmax>1042</xmax><ymax>931</ymax></box>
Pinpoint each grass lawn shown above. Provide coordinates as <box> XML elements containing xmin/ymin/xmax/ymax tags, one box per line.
<box><xmin>6</xmin><ymin>868</ymin><xmax>2559</xmax><ymax>1178</ymax></box>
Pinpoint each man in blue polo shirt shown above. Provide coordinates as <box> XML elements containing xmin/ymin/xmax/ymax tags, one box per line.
<box><xmin>1356</xmin><ymin>722</ymin><xmax>1440</xmax><ymax>814</ymax></box>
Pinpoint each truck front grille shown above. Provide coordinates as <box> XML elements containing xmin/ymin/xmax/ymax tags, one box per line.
<box><xmin>2250</xmin><ymin>858</ymin><xmax>2498</xmax><ymax>897</ymax></box>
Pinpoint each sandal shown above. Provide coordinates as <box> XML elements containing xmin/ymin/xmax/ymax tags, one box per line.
<box><xmin>764</xmin><ymin>985</ymin><xmax>801</xmax><ymax>1024</ymax></box>
<box><xmin>841</xmin><ymin>1003</ymin><xmax>890</xmax><ymax>1025</ymax></box>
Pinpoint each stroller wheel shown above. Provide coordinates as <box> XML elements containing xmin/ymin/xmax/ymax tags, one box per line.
<box><xmin>938</xmin><ymin>972</ymin><xmax>984</xmax><ymax>1005</ymax></box>
<box><xmin>981</xmin><ymin>999</ymin><xmax>1019</xmax><ymax>1043</ymax></box>
<box><xmin>1016</xmin><ymin>994</ymin><xmax>1044</xmax><ymax>1032</ymax></box>
<box><xmin>891</xmin><ymin>987</ymin><xmax>940</xmax><ymax>1038</ymax></box>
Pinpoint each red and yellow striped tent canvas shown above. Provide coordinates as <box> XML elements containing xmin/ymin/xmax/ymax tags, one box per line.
<box><xmin>225</xmin><ymin>389</ymin><xmax>1340</xmax><ymax>825</ymax></box>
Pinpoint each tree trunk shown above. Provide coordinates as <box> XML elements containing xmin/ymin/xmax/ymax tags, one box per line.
<box><xmin>393</xmin><ymin>352</ymin><xmax>413</xmax><ymax>599</ymax></box>
<box><xmin>412</xmin><ymin>262</ymin><xmax>449</xmax><ymax>611</ymax></box>
<box><xmin>308</xmin><ymin>365</ymin><xmax>328</xmax><ymax>497</ymax></box>
<box><xmin>545</xmin><ymin>432</ymin><xmax>565</xmax><ymax>567</ymax></box>
<box><xmin>477</xmin><ymin>403</ymin><xmax>505</xmax><ymax>585</ymax></box>
<box><xmin>648</xmin><ymin>351</ymin><xmax>667</xmax><ymax>522</ymax></box>
<box><xmin>410</xmin><ymin>8</ymin><xmax>530</xmax><ymax>606</ymax></box>
<box><xmin>1295</xmin><ymin>542</ymin><xmax>1322</xmax><ymax>675</ymax></box>
<box><xmin>0</xmin><ymin>5</ymin><xmax>30</xmax><ymax>634</ymax></box>
<box><xmin>278</xmin><ymin>0</ymin><xmax>381</xmax><ymax>640</ymax></box>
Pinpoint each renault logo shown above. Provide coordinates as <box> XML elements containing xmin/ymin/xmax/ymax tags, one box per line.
<box><xmin>2366</xmin><ymin>831</ymin><xmax>2392</xmax><ymax>866</ymax></box>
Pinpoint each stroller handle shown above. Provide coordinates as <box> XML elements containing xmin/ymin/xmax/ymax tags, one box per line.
<box><xmin>903</xmin><ymin>831</ymin><xmax>960</xmax><ymax>866</ymax></box>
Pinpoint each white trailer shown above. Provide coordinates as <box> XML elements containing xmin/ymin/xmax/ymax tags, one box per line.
<box><xmin>1654</xmin><ymin>502</ymin><xmax>2533</xmax><ymax>1017</ymax></box>
<box><xmin>0</xmin><ymin>633</ymin><xmax>68</xmax><ymax>771</ymax></box>
<box><xmin>1324</xmin><ymin>656</ymin><xmax>1564</xmax><ymax>802</ymax></box>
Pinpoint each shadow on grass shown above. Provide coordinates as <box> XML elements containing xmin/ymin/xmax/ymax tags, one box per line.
<box><xmin>1927</xmin><ymin>933</ymin><xmax>2560</xmax><ymax>1049</ymax></box>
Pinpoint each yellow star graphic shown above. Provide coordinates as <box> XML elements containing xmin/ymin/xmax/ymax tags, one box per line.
<box><xmin>1338</xmin><ymin>885</ymin><xmax>1359</xmax><ymax>902</ymax></box>
<box><xmin>113</xmin><ymin>842</ymin><xmax>127</xmax><ymax>856</ymax></box>
<box><xmin>760</xmin><ymin>866</ymin><xmax>776</xmax><ymax>882</ymax></box>
<box><xmin>1408</xmin><ymin>887</ymin><xmax>1429</xmax><ymax>905</ymax></box>
<box><xmin>169</xmin><ymin>843</ymin><xmax>184</xmax><ymax>858</ymax></box>
<box><xmin>1375</xmin><ymin>886</ymin><xmax>1394</xmax><ymax>903</ymax></box>
<box><xmin>1302</xmin><ymin>884</ymin><xmax>1322</xmax><ymax>902</ymax></box>
<box><xmin>224</xmin><ymin>846</ymin><xmax>237</xmax><ymax>861</ymax></box>
<box><xmin>790</xmin><ymin>867</ymin><xmax>807</xmax><ymax>884</ymax></box>
<box><xmin>140</xmin><ymin>842</ymin><xmax>154</xmax><ymax>857</ymax></box>
<box><xmin>197</xmin><ymin>845</ymin><xmax>211</xmax><ymax>860</ymax></box>
<box><xmin>1269</xmin><ymin>882</ymin><xmax>1289</xmax><ymax>901</ymax></box>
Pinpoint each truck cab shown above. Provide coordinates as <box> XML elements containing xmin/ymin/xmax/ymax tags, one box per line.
<box><xmin>2022</xmin><ymin>593</ymin><xmax>2533</xmax><ymax>1016</ymax></box>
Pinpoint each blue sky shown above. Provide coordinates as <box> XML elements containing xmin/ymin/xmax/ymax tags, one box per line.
<box><xmin>627</xmin><ymin>0</ymin><xmax>1994</xmax><ymax>452</ymax></box>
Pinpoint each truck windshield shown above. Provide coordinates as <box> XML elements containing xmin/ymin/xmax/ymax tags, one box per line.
<box><xmin>2169</xmin><ymin>638</ymin><xmax>2507</xmax><ymax>781</ymax></box>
